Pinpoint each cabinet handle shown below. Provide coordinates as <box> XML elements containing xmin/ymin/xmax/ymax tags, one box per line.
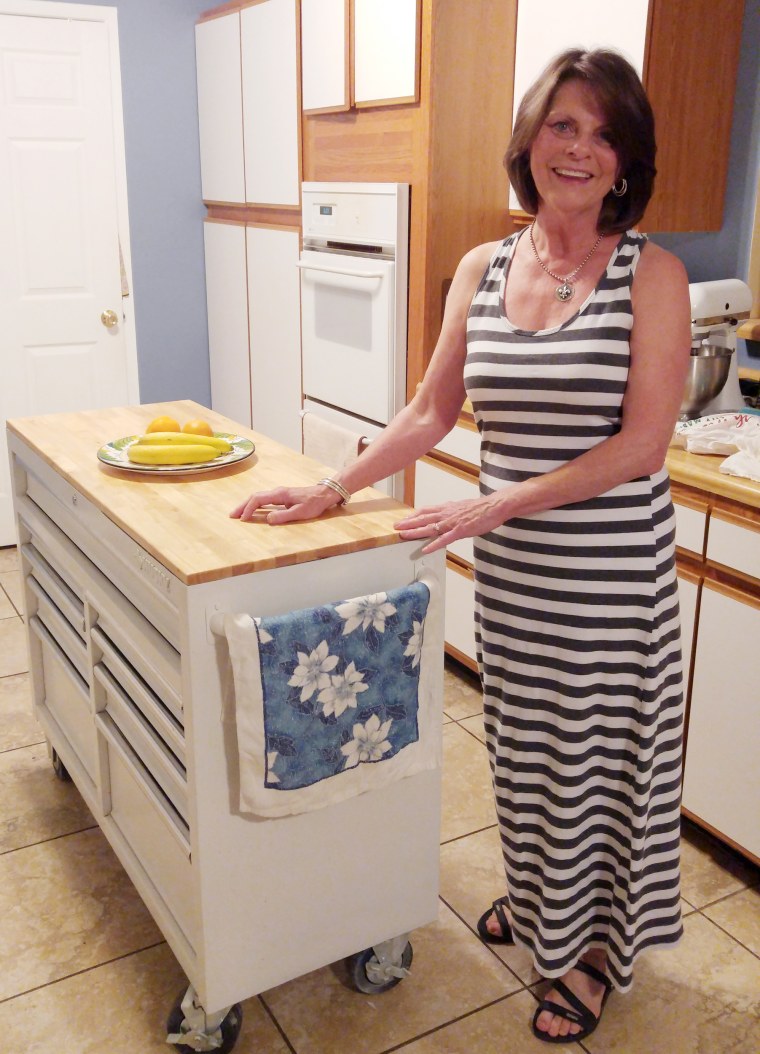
<box><xmin>295</xmin><ymin>261</ymin><xmax>384</xmax><ymax>280</ymax></box>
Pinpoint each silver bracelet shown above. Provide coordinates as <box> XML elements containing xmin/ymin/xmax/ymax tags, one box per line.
<box><xmin>318</xmin><ymin>477</ymin><xmax>351</xmax><ymax>505</ymax></box>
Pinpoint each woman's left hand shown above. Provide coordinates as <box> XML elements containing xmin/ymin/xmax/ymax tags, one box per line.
<box><xmin>394</xmin><ymin>496</ymin><xmax>508</xmax><ymax>554</ymax></box>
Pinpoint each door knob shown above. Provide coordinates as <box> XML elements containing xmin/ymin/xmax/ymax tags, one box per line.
<box><xmin>100</xmin><ymin>309</ymin><xmax>119</xmax><ymax>328</ymax></box>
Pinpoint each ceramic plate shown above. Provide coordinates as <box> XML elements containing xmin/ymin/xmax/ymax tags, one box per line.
<box><xmin>97</xmin><ymin>433</ymin><xmax>255</xmax><ymax>473</ymax></box>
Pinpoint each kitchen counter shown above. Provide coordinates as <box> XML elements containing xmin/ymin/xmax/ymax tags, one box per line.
<box><xmin>7</xmin><ymin>400</ymin><xmax>409</xmax><ymax>584</ymax></box>
<box><xmin>666</xmin><ymin>446</ymin><xmax>760</xmax><ymax>513</ymax></box>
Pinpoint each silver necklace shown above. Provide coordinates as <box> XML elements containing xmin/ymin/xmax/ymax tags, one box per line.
<box><xmin>529</xmin><ymin>222</ymin><xmax>604</xmax><ymax>302</ymax></box>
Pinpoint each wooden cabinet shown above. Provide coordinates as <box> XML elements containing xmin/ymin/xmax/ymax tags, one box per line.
<box><xmin>509</xmin><ymin>0</ymin><xmax>744</xmax><ymax>231</ymax></box>
<box><xmin>195</xmin><ymin>12</ymin><xmax>245</xmax><ymax>204</ymax></box>
<box><xmin>203</xmin><ymin>220</ymin><xmax>301</xmax><ymax>450</ymax></box>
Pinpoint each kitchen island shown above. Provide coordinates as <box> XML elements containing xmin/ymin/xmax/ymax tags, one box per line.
<box><xmin>6</xmin><ymin>401</ymin><xmax>445</xmax><ymax>1045</ymax></box>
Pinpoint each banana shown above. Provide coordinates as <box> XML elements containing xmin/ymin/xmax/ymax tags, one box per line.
<box><xmin>136</xmin><ymin>431</ymin><xmax>232</xmax><ymax>453</ymax></box>
<box><xmin>127</xmin><ymin>443</ymin><xmax>219</xmax><ymax>466</ymax></box>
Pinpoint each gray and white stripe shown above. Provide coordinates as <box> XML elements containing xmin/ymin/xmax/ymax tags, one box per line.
<box><xmin>464</xmin><ymin>230</ymin><xmax>684</xmax><ymax>991</ymax></box>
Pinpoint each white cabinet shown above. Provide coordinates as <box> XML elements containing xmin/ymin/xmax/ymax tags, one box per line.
<box><xmin>676</xmin><ymin>570</ymin><xmax>698</xmax><ymax>697</ymax></box>
<box><xmin>241</xmin><ymin>0</ymin><xmax>300</xmax><ymax>206</ymax></box>
<box><xmin>301</xmin><ymin>0</ymin><xmax>349</xmax><ymax>114</ymax></box>
<box><xmin>204</xmin><ymin>220</ymin><xmax>251</xmax><ymax>428</ymax></box>
<box><xmin>353</xmin><ymin>0</ymin><xmax>420</xmax><ymax>107</ymax></box>
<box><xmin>246</xmin><ymin>225</ymin><xmax>302</xmax><ymax>450</ymax></box>
<box><xmin>682</xmin><ymin>583</ymin><xmax>760</xmax><ymax>860</ymax></box>
<box><xmin>195</xmin><ymin>13</ymin><xmax>245</xmax><ymax>203</ymax></box>
<box><xmin>204</xmin><ymin>221</ymin><xmax>302</xmax><ymax>451</ymax></box>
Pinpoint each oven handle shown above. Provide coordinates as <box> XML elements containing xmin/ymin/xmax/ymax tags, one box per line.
<box><xmin>296</xmin><ymin>260</ymin><xmax>385</xmax><ymax>280</ymax></box>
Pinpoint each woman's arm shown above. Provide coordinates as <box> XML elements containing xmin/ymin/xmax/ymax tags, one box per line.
<box><xmin>399</xmin><ymin>241</ymin><xmax>692</xmax><ymax>552</ymax></box>
<box><xmin>231</xmin><ymin>241</ymin><xmax>498</xmax><ymax>523</ymax></box>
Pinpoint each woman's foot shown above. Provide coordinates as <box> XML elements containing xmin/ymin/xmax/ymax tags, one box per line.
<box><xmin>476</xmin><ymin>896</ymin><xmax>514</xmax><ymax>944</ymax></box>
<box><xmin>533</xmin><ymin>949</ymin><xmax>610</xmax><ymax>1041</ymax></box>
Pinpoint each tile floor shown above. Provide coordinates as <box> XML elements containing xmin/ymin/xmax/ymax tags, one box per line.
<box><xmin>0</xmin><ymin>542</ymin><xmax>759</xmax><ymax>1053</ymax></box>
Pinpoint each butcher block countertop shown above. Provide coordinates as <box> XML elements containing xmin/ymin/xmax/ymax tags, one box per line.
<box><xmin>7</xmin><ymin>401</ymin><xmax>410</xmax><ymax>585</ymax></box>
<box><xmin>665</xmin><ymin>446</ymin><xmax>760</xmax><ymax>512</ymax></box>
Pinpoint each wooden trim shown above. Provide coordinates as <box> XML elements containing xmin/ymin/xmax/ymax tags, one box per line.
<box><xmin>710</xmin><ymin>497</ymin><xmax>760</xmax><ymax>531</ymax></box>
<box><xmin>420</xmin><ymin>453</ymin><xmax>477</xmax><ymax>486</ymax></box>
<box><xmin>702</xmin><ymin>570</ymin><xmax>760</xmax><ymax>609</ymax></box>
<box><xmin>681</xmin><ymin>808</ymin><xmax>760</xmax><ymax>869</ymax></box>
<box><xmin>446</xmin><ymin>552</ymin><xmax>473</xmax><ymax>577</ymax></box>
<box><xmin>675</xmin><ymin>556</ymin><xmax>703</xmax><ymax>584</ymax></box>
<box><xmin>205</xmin><ymin>203</ymin><xmax>301</xmax><ymax>226</ymax></box>
<box><xmin>444</xmin><ymin>642</ymin><xmax>478</xmax><ymax>674</ymax></box>
<box><xmin>670</xmin><ymin>482</ymin><xmax>710</xmax><ymax>515</ymax></box>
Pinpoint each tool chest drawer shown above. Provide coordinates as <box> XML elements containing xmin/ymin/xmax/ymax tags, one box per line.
<box><xmin>30</xmin><ymin>615</ymin><xmax>97</xmax><ymax>783</ymax></box>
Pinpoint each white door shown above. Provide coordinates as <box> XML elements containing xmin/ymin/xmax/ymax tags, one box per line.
<box><xmin>0</xmin><ymin>6</ymin><xmax>137</xmax><ymax>545</ymax></box>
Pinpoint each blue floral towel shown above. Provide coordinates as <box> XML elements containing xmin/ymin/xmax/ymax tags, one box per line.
<box><xmin>223</xmin><ymin>573</ymin><xmax>442</xmax><ymax>817</ymax></box>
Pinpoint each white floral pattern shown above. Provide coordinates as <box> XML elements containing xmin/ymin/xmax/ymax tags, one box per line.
<box><xmin>341</xmin><ymin>714</ymin><xmax>393</xmax><ymax>769</ymax></box>
<box><xmin>287</xmin><ymin>639</ymin><xmax>339</xmax><ymax>701</ymax></box>
<box><xmin>335</xmin><ymin>593</ymin><xmax>397</xmax><ymax>635</ymax></box>
<box><xmin>317</xmin><ymin>660</ymin><xmax>369</xmax><ymax>718</ymax></box>
<box><xmin>403</xmin><ymin>618</ymin><xmax>425</xmax><ymax>668</ymax></box>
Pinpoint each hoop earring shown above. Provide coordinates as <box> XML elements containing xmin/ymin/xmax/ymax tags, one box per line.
<box><xmin>612</xmin><ymin>178</ymin><xmax>628</xmax><ymax>197</ymax></box>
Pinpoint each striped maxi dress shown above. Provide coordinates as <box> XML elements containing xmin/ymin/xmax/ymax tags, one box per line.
<box><xmin>464</xmin><ymin>229</ymin><xmax>684</xmax><ymax>992</ymax></box>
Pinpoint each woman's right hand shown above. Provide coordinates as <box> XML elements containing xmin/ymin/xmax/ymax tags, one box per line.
<box><xmin>230</xmin><ymin>484</ymin><xmax>342</xmax><ymax>524</ymax></box>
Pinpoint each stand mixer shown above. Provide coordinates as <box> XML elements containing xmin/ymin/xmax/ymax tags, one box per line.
<box><xmin>681</xmin><ymin>279</ymin><xmax>753</xmax><ymax>420</ymax></box>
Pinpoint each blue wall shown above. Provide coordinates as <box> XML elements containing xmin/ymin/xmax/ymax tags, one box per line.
<box><xmin>52</xmin><ymin>0</ymin><xmax>212</xmax><ymax>405</ymax></box>
<box><xmin>650</xmin><ymin>0</ymin><xmax>760</xmax><ymax>367</ymax></box>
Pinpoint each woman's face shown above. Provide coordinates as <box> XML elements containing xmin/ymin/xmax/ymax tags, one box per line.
<box><xmin>529</xmin><ymin>78</ymin><xmax>620</xmax><ymax>220</ymax></box>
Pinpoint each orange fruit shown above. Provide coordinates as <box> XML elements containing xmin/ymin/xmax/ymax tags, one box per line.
<box><xmin>182</xmin><ymin>418</ymin><xmax>214</xmax><ymax>437</ymax></box>
<box><xmin>146</xmin><ymin>415</ymin><xmax>181</xmax><ymax>433</ymax></box>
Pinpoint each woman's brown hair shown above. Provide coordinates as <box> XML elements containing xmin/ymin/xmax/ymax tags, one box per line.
<box><xmin>505</xmin><ymin>49</ymin><xmax>656</xmax><ymax>234</ymax></box>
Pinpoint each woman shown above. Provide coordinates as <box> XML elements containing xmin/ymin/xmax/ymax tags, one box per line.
<box><xmin>232</xmin><ymin>49</ymin><xmax>692</xmax><ymax>1043</ymax></box>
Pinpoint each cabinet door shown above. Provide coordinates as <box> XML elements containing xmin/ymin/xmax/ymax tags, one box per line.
<box><xmin>247</xmin><ymin>226</ymin><xmax>302</xmax><ymax>451</ymax></box>
<box><xmin>676</xmin><ymin>570</ymin><xmax>698</xmax><ymax>700</ymax></box>
<box><xmin>195</xmin><ymin>13</ymin><xmax>245</xmax><ymax>204</ymax></box>
<box><xmin>241</xmin><ymin>0</ymin><xmax>300</xmax><ymax>206</ymax></box>
<box><xmin>353</xmin><ymin>0</ymin><xmax>420</xmax><ymax>107</ymax></box>
<box><xmin>204</xmin><ymin>221</ymin><xmax>251</xmax><ymax>428</ymax></box>
<box><xmin>682</xmin><ymin>583</ymin><xmax>760</xmax><ymax>859</ymax></box>
<box><xmin>301</xmin><ymin>0</ymin><xmax>349</xmax><ymax>114</ymax></box>
<box><xmin>509</xmin><ymin>0</ymin><xmax>649</xmax><ymax>211</ymax></box>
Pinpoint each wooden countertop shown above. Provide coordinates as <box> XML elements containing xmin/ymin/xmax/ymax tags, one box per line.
<box><xmin>666</xmin><ymin>446</ymin><xmax>760</xmax><ymax>511</ymax></box>
<box><xmin>7</xmin><ymin>401</ymin><xmax>410</xmax><ymax>585</ymax></box>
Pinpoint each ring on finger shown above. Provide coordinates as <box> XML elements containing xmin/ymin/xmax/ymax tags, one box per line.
<box><xmin>433</xmin><ymin>522</ymin><xmax>442</xmax><ymax>535</ymax></box>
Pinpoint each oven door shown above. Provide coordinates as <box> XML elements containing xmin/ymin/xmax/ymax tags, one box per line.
<box><xmin>298</xmin><ymin>249</ymin><xmax>397</xmax><ymax>425</ymax></box>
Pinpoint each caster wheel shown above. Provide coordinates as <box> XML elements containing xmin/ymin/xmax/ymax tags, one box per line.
<box><xmin>347</xmin><ymin>941</ymin><xmax>413</xmax><ymax>994</ymax></box>
<box><xmin>166</xmin><ymin>990</ymin><xmax>243</xmax><ymax>1054</ymax></box>
<box><xmin>51</xmin><ymin>748</ymin><xmax>72</xmax><ymax>782</ymax></box>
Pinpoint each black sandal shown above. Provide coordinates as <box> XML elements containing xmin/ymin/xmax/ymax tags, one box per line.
<box><xmin>476</xmin><ymin>896</ymin><xmax>514</xmax><ymax>944</ymax></box>
<box><xmin>531</xmin><ymin>959</ymin><xmax>613</xmax><ymax>1044</ymax></box>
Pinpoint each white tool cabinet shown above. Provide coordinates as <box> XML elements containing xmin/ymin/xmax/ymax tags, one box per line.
<box><xmin>7</xmin><ymin>403</ymin><xmax>445</xmax><ymax>1051</ymax></box>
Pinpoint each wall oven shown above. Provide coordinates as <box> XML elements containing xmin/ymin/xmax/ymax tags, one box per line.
<box><xmin>298</xmin><ymin>182</ymin><xmax>409</xmax><ymax>496</ymax></box>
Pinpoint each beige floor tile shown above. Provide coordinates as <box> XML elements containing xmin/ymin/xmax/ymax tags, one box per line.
<box><xmin>440</xmin><ymin>722</ymin><xmax>496</xmax><ymax>843</ymax></box>
<box><xmin>680</xmin><ymin>820</ymin><xmax>759</xmax><ymax>908</ymax></box>
<box><xmin>442</xmin><ymin>658</ymin><xmax>482</xmax><ymax>721</ymax></box>
<box><xmin>0</xmin><ymin>941</ymin><xmax>293</xmax><ymax>1054</ymax></box>
<box><xmin>0</xmin><ymin>616</ymin><xmax>29</xmax><ymax>678</ymax></box>
<box><xmin>0</xmin><ymin>672</ymin><xmax>43</xmax><ymax>750</ymax></box>
<box><xmin>459</xmin><ymin>712</ymin><xmax>487</xmax><ymax>744</ymax></box>
<box><xmin>395</xmin><ymin>989</ymin><xmax>581</xmax><ymax>1053</ymax></box>
<box><xmin>0</xmin><ymin>569</ymin><xmax>23</xmax><ymax>615</ymax></box>
<box><xmin>583</xmin><ymin>913</ymin><xmax>760</xmax><ymax>1054</ymax></box>
<box><xmin>0</xmin><ymin>740</ymin><xmax>95</xmax><ymax>853</ymax></box>
<box><xmin>0</xmin><ymin>546</ymin><xmax>18</xmax><ymax>573</ymax></box>
<box><xmin>703</xmin><ymin>886</ymin><xmax>760</xmax><ymax>957</ymax></box>
<box><xmin>0</xmin><ymin>583</ymin><xmax>14</xmax><ymax>619</ymax></box>
<box><xmin>262</xmin><ymin>901</ymin><xmax>521</xmax><ymax>1054</ymax></box>
<box><xmin>440</xmin><ymin>826</ymin><xmax>540</xmax><ymax>985</ymax></box>
<box><xmin>0</xmin><ymin>827</ymin><xmax>162</xmax><ymax>1001</ymax></box>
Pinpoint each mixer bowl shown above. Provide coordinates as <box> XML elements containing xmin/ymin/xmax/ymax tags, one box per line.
<box><xmin>678</xmin><ymin>344</ymin><xmax>733</xmax><ymax>420</ymax></box>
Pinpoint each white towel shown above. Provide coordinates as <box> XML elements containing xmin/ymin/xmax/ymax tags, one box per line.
<box><xmin>222</xmin><ymin>571</ymin><xmax>442</xmax><ymax>818</ymax></box>
<box><xmin>301</xmin><ymin>411</ymin><xmax>367</xmax><ymax>468</ymax></box>
<box><xmin>671</xmin><ymin>412</ymin><xmax>760</xmax><ymax>455</ymax></box>
<box><xmin>719</xmin><ymin>434</ymin><xmax>760</xmax><ymax>482</ymax></box>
